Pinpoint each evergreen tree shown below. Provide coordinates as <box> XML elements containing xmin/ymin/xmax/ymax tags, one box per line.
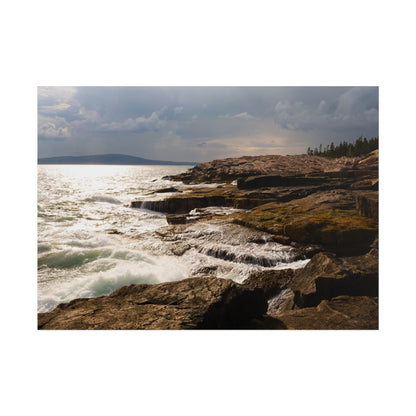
<box><xmin>330</xmin><ymin>142</ymin><xmax>335</xmax><ymax>157</ymax></box>
<box><xmin>307</xmin><ymin>136</ymin><xmax>378</xmax><ymax>158</ymax></box>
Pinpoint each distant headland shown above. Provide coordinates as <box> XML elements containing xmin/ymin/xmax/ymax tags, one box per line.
<box><xmin>38</xmin><ymin>154</ymin><xmax>197</xmax><ymax>166</ymax></box>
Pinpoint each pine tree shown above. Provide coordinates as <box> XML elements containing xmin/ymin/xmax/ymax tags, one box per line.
<box><xmin>306</xmin><ymin>136</ymin><xmax>378</xmax><ymax>158</ymax></box>
<box><xmin>330</xmin><ymin>142</ymin><xmax>335</xmax><ymax>157</ymax></box>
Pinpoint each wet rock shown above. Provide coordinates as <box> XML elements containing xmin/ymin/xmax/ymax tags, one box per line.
<box><xmin>289</xmin><ymin>251</ymin><xmax>378</xmax><ymax>308</ymax></box>
<box><xmin>38</xmin><ymin>277</ymin><xmax>268</xmax><ymax>330</ymax></box>
<box><xmin>132</xmin><ymin>195</ymin><xmax>228</xmax><ymax>214</ymax></box>
<box><xmin>272</xmin><ymin>296</ymin><xmax>378</xmax><ymax>329</ymax></box>
<box><xmin>170</xmin><ymin>243</ymin><xmax>191</xmax><ymax>256</ymax></box>
<box><xmin>191</xmin><ymin>266</ymin><xmax>219</xmax><ymax>277</ymax></box>
<box><xmin>242</xmin><ymin>269</ymin><xmax>295</xmax><ymax>299</ymax></box>
<box><xmin>106</xmin><ymin>229</ymin><xmax>122</xmax><ymax>235</ymax></box>
<box><xmin>166</xmin><ymin>214</ymin><xmax>188</xmax><ymax>224</ymax></box>
<box><xmin>197</xmin><ymin>244</ymin><xmax>300</xmax><ymax>267</ymax></box>
<box><xmin>267</xmin><ymin>288</ymin><xmax>296</xmax><ymax>314</ymax></box>
<box><xmin>132</xmin><ymin>187</ymin><xmax>279</xmax><ymax>214</ymax></box>
<box><xmin>156</xmin><ymin>220</ymin><xmax>302</xmax><ymax>271</ymax></box>
<box><xmin>188</xmin><ymin>206</ymin><xmax>246</xmax><ymax>219</ymax></box>
<box><xmin>152</xmin><ymin>187</ymin><xmax>181</xmax><ymax>193</ymax></box>
<box><xmin>169</xmin><ymin>207</ymin><xmax>247</xmax><ymax>225</ymax></box>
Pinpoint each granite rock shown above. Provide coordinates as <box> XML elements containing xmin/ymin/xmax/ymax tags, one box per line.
<box><xmin>38</xmin><ymin>277</ymin><xmax>268</xmax><ymax>330</ymax></box>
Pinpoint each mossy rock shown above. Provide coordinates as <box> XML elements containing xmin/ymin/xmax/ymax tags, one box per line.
<box><xmin>283</xmin><ymin>215</ymin><xmax>377</xmax><ymax>248</ymax></box>
<box><xmin>231</xmin><ymin>192</ymin><xmax>377</xmax><ymax>255</ymax></box>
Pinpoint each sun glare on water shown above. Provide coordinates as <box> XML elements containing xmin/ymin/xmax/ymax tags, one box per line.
<box><xmin>54</xmin><ymin>164</ymin><xmax>132</xmax><ymax>178</ymax></box>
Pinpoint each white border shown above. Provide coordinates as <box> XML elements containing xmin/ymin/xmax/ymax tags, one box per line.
<box><xmin>2</xmin><ymin>1</ymin><xmax>415</xmax><ymax>415</ymax></box>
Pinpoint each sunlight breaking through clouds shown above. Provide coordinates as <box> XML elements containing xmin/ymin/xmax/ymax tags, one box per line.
<box><xmin>38</xmin><ymin>87</ymin><xmax>378</xmax><ymax>162</ymax></box>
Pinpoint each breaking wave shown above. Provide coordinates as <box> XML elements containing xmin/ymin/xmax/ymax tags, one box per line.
<box><xmin>38</xmin><ymin>251</ymin><xmax>190</xmax><ymax>312</ymax></box>
<box><xmin>38</xmin><ymin>165</ymin><xmax>310</xmax><ymax>313</ymax></box>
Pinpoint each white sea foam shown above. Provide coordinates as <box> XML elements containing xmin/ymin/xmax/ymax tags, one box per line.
<box><xmin>37</xmin><ymin>253</ymin><xmax>190</xmax><ymax>312</ymax></box>
<box><xmin>38</xmin><ymin>165</ymin><xmax>310</xmax><ymax>313</ymax></box>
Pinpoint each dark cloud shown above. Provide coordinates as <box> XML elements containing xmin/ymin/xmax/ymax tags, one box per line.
<box><xmin>99</xmin><ymin>107</ymin><xmax>167</xmax><ymax>132</ymax></box>
<box><xmin>38</xmin><ymin>87</ymin><xmax>378</xmax><ymax>162</ymax></box>
<box><xmin>273</xmin><ymin>87</ymin><xmax>378</xmax><ymax>133</ymax></box>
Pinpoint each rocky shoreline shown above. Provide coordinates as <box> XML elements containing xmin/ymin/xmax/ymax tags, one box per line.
<box><xmin>38</xmin><ymin>151</ymin><xmax>378</xmax><ymax>330</ymax></box>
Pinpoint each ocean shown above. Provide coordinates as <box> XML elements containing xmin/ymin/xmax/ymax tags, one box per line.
<box><xmin>38</xmin><ymin>165</ymin><xmax>309</xmax><ymax>312</ymax></box>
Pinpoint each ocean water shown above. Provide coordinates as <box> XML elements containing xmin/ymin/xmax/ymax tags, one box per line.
<box><xmin>38</xmin><ymin>165</ymin><xmax>309</xmax><ymax>312</ymax></box>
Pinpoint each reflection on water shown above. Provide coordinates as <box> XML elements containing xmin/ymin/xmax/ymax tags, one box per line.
<box><xmin>38</xmin><ymin>164</ymin><xmax>308</xmax><ymax>313</ymax></box>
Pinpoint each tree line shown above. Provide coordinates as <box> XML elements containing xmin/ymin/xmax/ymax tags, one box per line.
<box><xmin>307</xmin><ymin>136</ymin><xmax>378</xmax><ymax>158</ymax></box>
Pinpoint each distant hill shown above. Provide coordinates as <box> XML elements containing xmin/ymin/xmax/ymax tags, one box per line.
<box><xmin>38</xmin><ymin>154</ymin><xmax>197</xmax><ymax>166</ymax></box>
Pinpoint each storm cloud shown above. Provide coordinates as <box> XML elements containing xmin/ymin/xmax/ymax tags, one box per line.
<box><xmin>38</xmin><ymin>86</ymin><xmax>378</xmax><ymax>162</ymax></box>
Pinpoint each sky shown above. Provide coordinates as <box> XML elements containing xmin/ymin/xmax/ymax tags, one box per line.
<box><xmin>38</xmin><ymin>86</ymin><xmax>378</xmax><ymax>163</ymax></box>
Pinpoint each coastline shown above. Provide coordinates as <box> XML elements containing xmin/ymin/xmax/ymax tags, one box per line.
<box><xmin>38</xmin><ymin>151</ymin><xmax>378</xmax><ymax>330</ymax></box>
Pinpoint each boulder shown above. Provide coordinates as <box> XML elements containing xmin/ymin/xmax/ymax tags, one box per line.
<box><xmin>170</xmin><ymin>243</ymin><xmax>191</xmax><ymax>256</ymax></box>
<box><xmin>272</xmin><ymin>296</ymin><xmax>378</xmax><ymax>329</ymax></box>
<box><xmin>289</xmin><ymin>251</ymin><xmax>378</xmax><ymax>308</ymax></box>
<box><xmin>242</xmin><ymin>269</ymin><xmax>295</xmax><ymax>299</ymax></box>
<box><xmin>38</xmin><ymin>277</ymin><xmax>268</xmax><ymax>330</ymax></box>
